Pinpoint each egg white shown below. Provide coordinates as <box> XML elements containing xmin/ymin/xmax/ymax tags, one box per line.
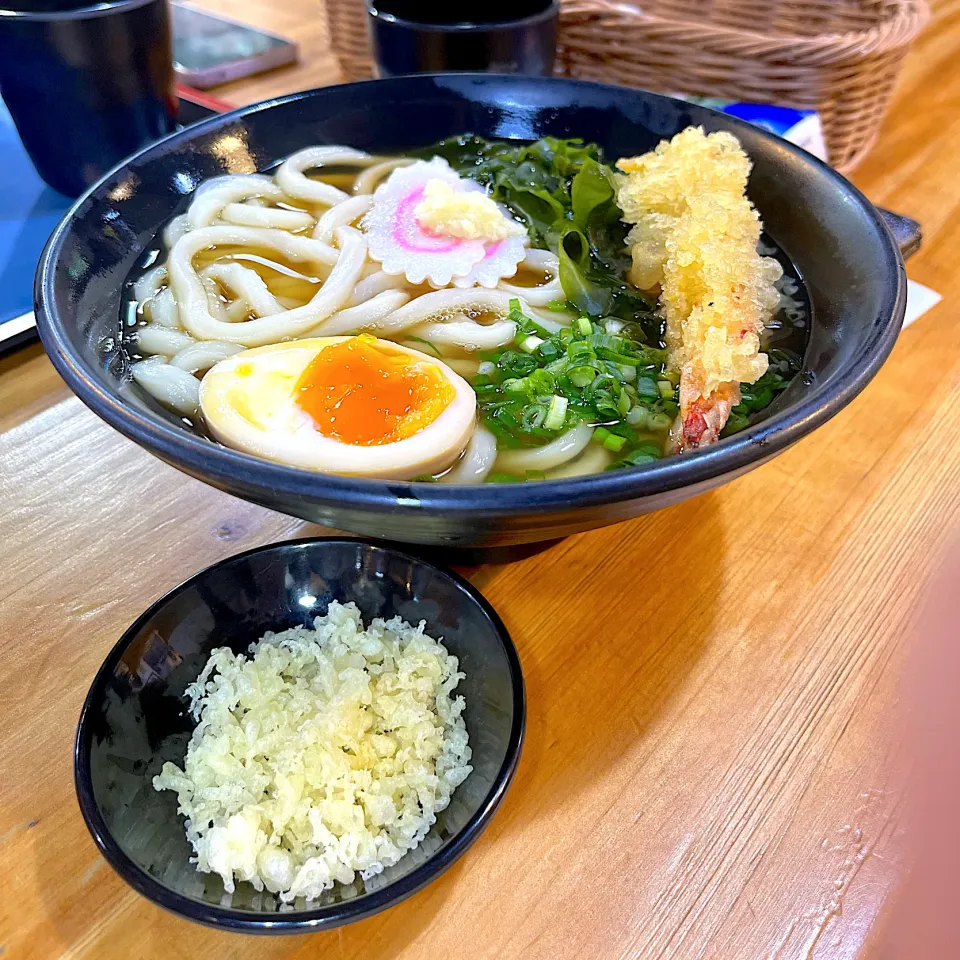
<box><xmin>199</xmin><ymin>337</ymin><xmax>477</xmax><ymax>479</ymax></box>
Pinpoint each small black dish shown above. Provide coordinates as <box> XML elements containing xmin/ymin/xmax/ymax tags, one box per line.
<box><xmin>74</xmin><ymin>538</ymin><xmax>525</xmax><ymax>933</ymax></box>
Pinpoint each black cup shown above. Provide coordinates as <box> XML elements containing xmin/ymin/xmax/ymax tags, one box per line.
<box><xmin>367</xmin><ymin>0</ymin><xmax>558</xmax><ymax>78</ymax></box>
<box><xmin>0</xmin><ymin>0</ymin><xmax>176</xmax><ymax>197</ymax></box>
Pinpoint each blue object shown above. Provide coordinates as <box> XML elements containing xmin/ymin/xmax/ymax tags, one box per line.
<box><xmin>720</xmin><ymin>102</ymin><xmax>815</xmax><ymax>137</ymax></box>
<box><xmin>75</xmin><ymin>537</ymin><xmax>525</xmax><ymax>932</ymax></box>
<box><xmin>0</xmin><ymin>93</ymin><xmax>216</xmax><ymax>350</ymax></box>
<box><xmin>0</xmin><ymin>94</ymin><xmax>72</xmax><ymax>328</ymax></box>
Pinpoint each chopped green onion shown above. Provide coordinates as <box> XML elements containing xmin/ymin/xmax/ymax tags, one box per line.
<box><xmin>526</xmin><ymin>368</ymin><xmax>556</xmax><ymax>395</ymax></box>
<box><xmin>545</xmin><ymin>357</ymin><xmax>569</xmax><ymax>375</ymax></box>
<box><xmin>589</xmin><ymin>372</ymin><xmax>616</xmax><ymax>393</ymax></box>
<box><xmin>634</xmin><ymin>441</ymin><xmax>663</xmax><ymax>459</ymax></box>
<box><xmin>488</xmin><ymin>473</ymin><xmax>523</xmax><ymax>483</ymax></box>
<box><xmin>404</xmin><ymin>336</ymin><xmax>442</xmax><ymax>358</ymax></box>
<box><xmin>544</xmin><ymin>395</ymin><xmax>568</xmax><ymax>430</ymax></box>
<box><xmin>521</xmin><ymin>403</ymin><xmax>548</xmax><ymax>430</ymax></box>
<box><xmin>467</xmin><ymin>296</ymin><xmax>712</xmax><ymax>468</ymax></box>
<box><xmin>609</xmin><ymin>451</ymin><xmax>658</xmax><ymax>469</ymax></box>
<box><xmin>566</xmin><ymin>341</ymin><xmax>596</xmax><ymax>367</ymax></box>
<box><xmin>569</xmin><ymin>365</ymin><xmax>595</xmax><ymax>387</ymax></box>
<box><xmin>585</xmin><ymin>332</ymin><xmax>625</xmax><ymax>354</ymax></box>
<box><xmin>614</xmin><ymin>441</ymin><xmax>663</xmax><ymax>467</ymax></box>
<box><xmin>585</xmin><ymin>332</ymin><xmax>666</xmax><ymax>367</ymax></box>
<box><xmin>508</xmin><ymin>299</ymin><xmax>552</xmax><ymax>338</ymax></box>
<box><xmin>594</xmin><ymin>396</ymin><xmax>620</xmax><ymax>419</ymax></box>
<box><xmin>608</xmin><ymin>422</ymin><xmax>637</xmax><ymax>443</ymax></box>
<box><xmin>496</xmin><ymin>350</ymin><xmax>537</xmax><ymax>378</ymax></box>
<box><xmin>547</xmin><ymin>299</ymin><xmax>569</xmax><ymax>312</ymax></box>
<box><xmin>647</xmin><ymin>412</ymin><xmax>673</xmax><ymax>431</ymax></box>
<box><xmin>635</xmin><ymin>377</ymin><xmax>660</xmax><ymax>399</ymax></box>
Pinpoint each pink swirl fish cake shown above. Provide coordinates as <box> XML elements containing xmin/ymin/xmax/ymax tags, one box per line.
<box><xmin>362</xmin><ymin>158</ymin><xmax>527</xmax><ymax>289</ymax></box>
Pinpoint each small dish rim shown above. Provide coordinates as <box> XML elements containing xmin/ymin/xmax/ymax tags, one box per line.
<box><xmin>73</xmin><ymin>536</ymin><xmax>526</xmax><ymax>933</ymax></box>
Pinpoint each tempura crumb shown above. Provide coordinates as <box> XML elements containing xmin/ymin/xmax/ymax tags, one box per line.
<box><xmin>616</xmin><ymin>126</ymin><xmax>782</xmax><ymax>449</ymax></box>
<box><xmin>152</xmin><ymin>601</ymin><xmax>472</xmax><ymax>903</ymax></box>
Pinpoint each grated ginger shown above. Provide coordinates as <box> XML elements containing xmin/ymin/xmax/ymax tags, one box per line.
<box><xmin>415</xmin><ymin>179</ymin><xmax>525</xmax><ymax>242</ymax></box>
<box><xmin>616</xmin><ymin>126</ymin><xmax>782</xmax><ymax>449</ymax></box>
<box><xmin>153</xmin><ymin>601</ymin><xmax>472</xmax><ymax>903</ymax></box>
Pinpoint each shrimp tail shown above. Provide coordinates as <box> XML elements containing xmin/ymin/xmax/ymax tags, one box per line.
<box><xmin>670</xmin><ymin>379</ymin><xmax>740</xmax><ymax>453</ymax></box>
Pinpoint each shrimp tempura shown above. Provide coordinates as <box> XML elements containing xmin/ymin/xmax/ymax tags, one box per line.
<box><xmin>616</xmin><ymin>127</ymin><xmax>782</xmax><ymax>450</ymax></box>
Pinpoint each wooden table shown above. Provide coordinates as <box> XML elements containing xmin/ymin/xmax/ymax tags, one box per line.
<box><xmin>2</xmin><ymin>2</ymin><xmax>958</xmax><ymax>957</ymax></box>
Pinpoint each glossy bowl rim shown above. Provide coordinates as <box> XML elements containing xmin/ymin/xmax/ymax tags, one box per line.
<box><xmin>73</xmin><ymin>536</ymin><xmax>526</xmax><ymax>933</ymax></box>
<box><xmin>367</xmin><ymin>0</ymin><xmax>559</xmax><ymax>32</ymax></box>
<box><xmin>0</xmin><ymin>0</ymin><xmax>158</xmax><ymax>21</ymax></box>
<box><xmin>36</xmin><ymin>75</ymin><xmax>906</xmax><ymax>519</ymax></box>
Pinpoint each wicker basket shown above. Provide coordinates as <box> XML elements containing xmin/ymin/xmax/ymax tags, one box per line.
<box><xmin>324</xmin><ymin>0</ymin><xmax>929</xmax><ymax>173</ymax></box>
<box><xmin>326</xmin><ymin>0</ymin><xmax>377</xmax><ymax>83</ymax></box>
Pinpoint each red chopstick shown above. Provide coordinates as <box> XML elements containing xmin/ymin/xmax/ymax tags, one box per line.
<box><xmin>176</xmin><ymin>84</ymin><xmax>233</xmax><ymax>114</ymax></box>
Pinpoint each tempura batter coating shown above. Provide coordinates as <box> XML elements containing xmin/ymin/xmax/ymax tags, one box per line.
<box><xmin>616</xmin><ymin>127</ymin><xmax>782</xmax><ymax>450</ymax></box>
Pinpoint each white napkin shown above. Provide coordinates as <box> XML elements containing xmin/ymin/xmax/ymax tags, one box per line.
<box><xmin>903</xmin><ymin>279</ymin><xmax>941</xmax><ymax>330</ymax></box>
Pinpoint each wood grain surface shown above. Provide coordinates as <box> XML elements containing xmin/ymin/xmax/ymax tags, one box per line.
<box><xmin>2</xmin><ymin>2</ymin><xmax>959</xmax><ymax>958</ymax></box>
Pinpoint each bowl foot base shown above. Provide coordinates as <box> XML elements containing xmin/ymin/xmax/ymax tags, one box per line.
<box><xmin>375</xmin><ymin>538</ymin><xmax>565</xmax><ymax>567</ymax></box>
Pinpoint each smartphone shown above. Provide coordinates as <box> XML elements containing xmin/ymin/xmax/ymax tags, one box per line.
<box><xmin>171</xmin><ymin>3</ymin><xmax>299</xmax><ymax>89</ymax></box>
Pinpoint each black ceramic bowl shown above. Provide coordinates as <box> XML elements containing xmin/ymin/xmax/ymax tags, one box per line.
<box><xmin>36</xmin><ymin>75</ymin><xmax>907</xmax><ymax>548</ymax></box>
<box><xmin>74</xmin><ymin>538</ymin><xmax>525</xmax><ymax>932</ymax></box>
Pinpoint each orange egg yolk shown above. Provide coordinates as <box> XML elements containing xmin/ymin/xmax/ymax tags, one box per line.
<box><xmin>294</xmin><ymin>336</ymin><xmax>454</xmax><ymax>446</ymax></box>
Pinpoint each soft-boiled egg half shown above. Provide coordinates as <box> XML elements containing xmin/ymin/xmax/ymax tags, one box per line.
<box><xmin>199</xmin><ymin>335</ymin><xmax>476</xmax><ymax>479</ymax></box>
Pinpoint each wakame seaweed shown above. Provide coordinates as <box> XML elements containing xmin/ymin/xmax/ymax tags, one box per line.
<box><xmin>721</xmin><ymin>349</ymin><xmax>801</xmax><ymax>437</ymax></box>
